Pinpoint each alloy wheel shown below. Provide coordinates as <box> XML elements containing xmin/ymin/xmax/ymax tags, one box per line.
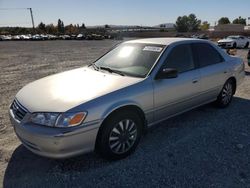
<box><xmin>109</xmin><ymin>119</ymin><xmax>137</xmax><ymax>154</ymax></box>
<box><xmin>221</xmin><ymin>82</ymin><xmax>233</xmax><ymax>105</ymax></box>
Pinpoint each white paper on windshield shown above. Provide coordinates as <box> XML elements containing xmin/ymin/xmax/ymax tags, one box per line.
<box><xmin>143</xmin><ymin>46</ymin><xmax>163</xmax><ymax>52</ymax></box>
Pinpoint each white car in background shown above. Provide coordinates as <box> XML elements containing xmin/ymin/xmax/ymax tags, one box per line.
<box><xmin>218</xmin><ymin>35</ymin><xmax>250</xmax><ymax>49</ymax></box>
<box><xmin>0</xmin><ymin>35</ymin><xmax>12</xmax><ymax>41</ymax></box>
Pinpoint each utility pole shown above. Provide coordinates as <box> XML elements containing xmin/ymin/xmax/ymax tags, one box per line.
<box><xmin>28</xmin><ymin>8</ymin><xmax>35</xmax><ymax>29</ymax></box>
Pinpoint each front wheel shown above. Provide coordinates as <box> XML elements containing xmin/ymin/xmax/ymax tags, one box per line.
<box><xmin>96</xmin><ymin>111</ymin><xmax>143</xmax><ymax>160</ymax></box>
<box><xmin>215</xmin><ymin>80</ymin><xmax>234</xmax><ymax>108</ymax></box>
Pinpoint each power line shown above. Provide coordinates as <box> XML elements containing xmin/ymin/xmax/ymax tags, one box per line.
<box><xmin>0</xmin><ymin>22</ymin><xmax>31</xmax><ymax>26</ymax></box>
<box><xmin>0</xmin><ymin>8</ymin><xmax>35</xmax><ymax>29</ymax></box>
<box><xmin>0</xmin><ymin>8</ymin><xmax>28</xmax><ymax>10</ymax></box>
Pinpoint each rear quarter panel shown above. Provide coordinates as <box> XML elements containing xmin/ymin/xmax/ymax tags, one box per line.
<box><xmin>227</xmin><ymin>56</ymin><xmax>245</xmax><ymax>86</ymax></box>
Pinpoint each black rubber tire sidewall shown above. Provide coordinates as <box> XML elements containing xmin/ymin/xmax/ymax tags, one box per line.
<box><xmin>245</xmin><ymin>42</ymin><xmax>249</xmax><ymax>49</ymax></box>
<box><xmin>233</xmin><ymin>43</ymin><xmax>237</xmax><ymax>49</ymax></box>
<box><xmin>97</xmin><ymin>110</ymin><xmax>143</xmax><ymax>160</ymax></box>
<box><xmin>215</xmin><ymin>80</ymin><xmax>234</xmax><ymax>108</ymax></box>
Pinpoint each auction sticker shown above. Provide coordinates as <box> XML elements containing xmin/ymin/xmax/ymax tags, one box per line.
<box><xmin>143</xmin><ymin>46</ymin><xmax>163</xmax><ymax>52</ymax></box>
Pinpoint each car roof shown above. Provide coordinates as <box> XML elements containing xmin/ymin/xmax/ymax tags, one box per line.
<box><xmin>124</xmin><ymin>37</ymin><xmax>202</xmax><ymax>45</ymax></box>
<box><xmin>228</xmin><ymin>35</ymin><xmax>242</xmax><ymax>37</ymax></box>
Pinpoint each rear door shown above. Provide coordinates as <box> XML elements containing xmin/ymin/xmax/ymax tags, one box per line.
<box><xmin>191</xmin><ymin>43</ymin><xmax>229</xmax><ymax>102</ymax></box>
<box><xmin>153</xmin><ymin>43</ymin><xmax>202</xmax><ymax>122</ymax></box>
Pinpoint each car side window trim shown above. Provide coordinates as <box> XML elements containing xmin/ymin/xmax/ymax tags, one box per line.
<box><xmin>146</xmin><ymin>45</ymin><xmax>169</xmax><ymax>77</ymax></box>
<box><xmin>156</xmin><ymin>43</ymin><xmax>197</xmax><ymax>76</ymax></box>
<box><xmin>191</xmin><ymin>42</ymin><xmax>225</xmax><ymax>69</ymax></box>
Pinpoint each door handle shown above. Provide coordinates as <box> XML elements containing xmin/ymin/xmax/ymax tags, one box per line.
<box><xmin>223</xmin><ymin>70</ymin><xmax>228</xmax><ymax>74</ymax></box>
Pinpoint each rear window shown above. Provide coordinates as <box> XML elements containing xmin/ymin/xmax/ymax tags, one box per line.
<box><xmin>192</xmin><ymin>43</ymin><xmax>224</xmax><ymax>68</ymax></box>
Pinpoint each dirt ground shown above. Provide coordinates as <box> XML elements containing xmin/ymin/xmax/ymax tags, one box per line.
<box><xmin>0</xmin><ymin>40</ymin><xmax>250</xmax><ymax>188</ymax></box>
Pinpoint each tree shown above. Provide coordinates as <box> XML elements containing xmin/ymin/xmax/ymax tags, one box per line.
<box><xmin>105</xmin><ymin>24</ymin><xmax>110</xmax><ymax>29</ymax></box>
<box><xmin>57</xmin><ymin>19</ymin><xmax>65</xmax><ymax>34</ymax></box>
<box><xmin>65</xmin><ymin>24</ymin><xmax>79</xmax><ymax>34</ymax></box>
<box><xmin>200</xmin><ymin>21</ymin><xmax>210</xmax><ymax>31</ymax></box>
<box><xmin>187</xmin><ymin>14</ymin><xmax>201</xmax><ymax>32</ymax></box>
<box><xmin>38</xmin><ymin>22</ymin><xmax>46</xmax><ymax>32</ymax></box>
<box><xmin>175</xmin><ymin>16</ymin><xmax>189</xmax><ymax>32</ymax></box>
<box><xmin>81</xmin><ymin>23</ymin><xmax>86</xmax><ymax>29</ymax></box>
<box><xmin>218</xmin><ymin>17</ymin><xmax>230</xmax><ymax>25</ymax></box>
<box><xmin>45</xmin><ymin>24</ymin><xmax>57</xmax><ymax>34</ymax></box>
<box><xmin>232</xmin><ymin>16</ymin><xmax>246</xmax><ymax>25</ymax></box>
<box><xmin>175</xmin><ymin>14</ymin><xmax>201</xmax><ymax>32</ymax></box>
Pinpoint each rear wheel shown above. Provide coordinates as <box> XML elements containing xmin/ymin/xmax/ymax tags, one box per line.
<box><xmin>244</xmin><ymin>42</ymin><xmax>249</xmax><ymax>49</ymax></box>
<box><xmin>96</xmin><ymin>110</ymin><xmax>143</xmax><ymax>160</ymax></box>
<box><xmin>233</xmin><ymin>42</ymin><xmax>237</xmax><ymax>49</ymax></box>
<box><xmin>215</xmin><ymin>80</ymin><xmax>234</xmax><ymax>108</ymax></box>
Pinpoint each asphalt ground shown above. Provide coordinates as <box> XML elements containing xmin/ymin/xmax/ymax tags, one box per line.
<box><xmin>0</xmin><ymin>40</ymin><xmax>250</xmax><ymax>188</ymax></box>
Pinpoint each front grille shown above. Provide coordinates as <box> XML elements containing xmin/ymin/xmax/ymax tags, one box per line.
<box><xmin>218</xmin><ymin>42</ymin><xmax>232</xmax><ymax>48</ymax></box>
<box><xmin>11</xmin><ymin>100</ymin><xmax>28</xmax><ymax>121</ymax></box>
<box><xmin>218</xmin><ymin>43</ymin><xmax>226</xmax><ymax>47</ymax></box>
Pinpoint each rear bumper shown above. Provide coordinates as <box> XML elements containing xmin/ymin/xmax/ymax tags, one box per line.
<box><xmin>9</xmin><ymin>110</ymin><xmax>100</xmax><ymax>159</ymax></box>
<box><xmin>236</xmin><ymin>64</ymin><xmax>245</xmax><ymax>87</ymax></box>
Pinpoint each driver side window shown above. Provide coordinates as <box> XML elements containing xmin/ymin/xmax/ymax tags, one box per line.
<box><xmin>163</xmin><ymin>44</ymin><xmax>195</xmax><ymax>73</ymax></box>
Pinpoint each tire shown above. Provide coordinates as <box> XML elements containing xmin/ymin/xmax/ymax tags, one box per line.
<box><xmin>233</xmin><ymin>43</ymin><xmax>237</xmax><ymax>49</ymax></box>
<box><xmin>215</xmin><ymin>80</ymin><xmax>234</xmax><ymax>108</ymax></box>
<box><xmin>244</xmin><ymin>42</ymin><xmax>249</xmax><ymax>49</ymax></box>
<box><xmin>96</xmin><ymin>110</ymin><xmax>143</xmax><ymax>160</ymax></box>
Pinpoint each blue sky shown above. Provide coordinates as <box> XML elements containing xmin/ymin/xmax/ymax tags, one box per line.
<box><xmin>0</xmin><ymin>0</ymin><xmax>250</xmax><ymax>27</ymax></box>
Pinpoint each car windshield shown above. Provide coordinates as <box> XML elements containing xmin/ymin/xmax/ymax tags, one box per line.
<box><xmin>93</xmin><ymin>43</ymin><xmax>165</xmax><ymax>78</ymax></box>
<box><xmin>227</xmin><ymin>36</ymin><xmax>238</xmax><ymax>40</ymax></box>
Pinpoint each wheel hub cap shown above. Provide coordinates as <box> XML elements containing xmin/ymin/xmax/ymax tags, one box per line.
<box><xmin>109</xmin><ymin>119</ymin><xmax>137</xmax><ymax>154</ymax></box>
<box><xmin>222</xmin><ymin>83</ymin><xmax>233</xmax><ymax>105</ymax></box>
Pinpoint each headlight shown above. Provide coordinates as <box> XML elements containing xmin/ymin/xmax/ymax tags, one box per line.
<box><xmin>30</xmin><ymin>113</ymin><xmax>59</xmax><ymax>127</ymax></box>
<box><xmin>30</xmin><ymin>112</ymin><xmax>87</xmax><ymax>128</ymax></box>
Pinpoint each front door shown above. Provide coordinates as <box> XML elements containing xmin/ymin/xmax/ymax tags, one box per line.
<box><xmin>153</xmin><ymin>43</ymin><xmax>201</xmax><ymax>122</ymax></box>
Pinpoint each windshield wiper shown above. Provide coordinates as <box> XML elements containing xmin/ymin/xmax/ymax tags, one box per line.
<box><xmin>89</xmin><ymin>63</ymin><xmax>100</xmax><ymax>71</ymax></box>
<box><xmin>99</xmin><ymin>66</ymin><xmax>125</xmax><ymax>76</ymax></box>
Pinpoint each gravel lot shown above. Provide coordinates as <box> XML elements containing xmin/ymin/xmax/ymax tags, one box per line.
<box><xmin>0</xmin><ymin>40</ymin><xmax>250</xmax><ymax>188</ymax></box>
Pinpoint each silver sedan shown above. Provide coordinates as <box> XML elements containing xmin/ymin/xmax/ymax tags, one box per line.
<box><xmin>9</xmin><ymin>38</ymin><xmax>245</xmax><ymax>160</ymax></box>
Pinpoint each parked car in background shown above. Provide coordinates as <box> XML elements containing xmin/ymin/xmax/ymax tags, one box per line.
<box><xmin>9</xmin><ymin>38</ymin><xmax>245</xmax><ymax>160</ymax></box>
<box><xmin>47</xmin><ymin>34</ymin><xmax>58</xmax><ymax>40</ymax></box>
<box><xmin>0</xmin><ymin>35</ymin><xmax>12</xmax><ymax>41</ymax></box>
<box><xmin>218</xmin><ymin>35</ymin><xmax>250</xmax><ymax>49</ymax></box>
<box><xmin>40</xmin><ymin>34</ymin><xmax>48</xmax><ymax>40</ymax></box>
<box><xmin>86</xmin><ymin>34</ymin><xmax>104</xmax><ymax>40</ymax></box>
<box><xmin>59</xmin><ymin>35</ymin><xmax>71</xmax><ymax>40</ymax></box>
<box><xmin>12</xmin><ymin>35</ymin><xmax>21</xmax><ymax>40</ymax></box>
<box><xmin>20</xmin><ymin>35</ymin><xmax>31</xmax><ymax>40</ymax></box>
<box><xmin>191</xmin><ymin>34</ymin><xmax>209</xmax><ymax>40</ymax></box>
<box><xmin>32</xmin><ymin>34</ymin><xmax>43</xmax><ymax>41</ymax></box>
<box><xmin>76</xmin><ymin>34</ymin><xmax>85</xmax><ymax>40</ymax></box>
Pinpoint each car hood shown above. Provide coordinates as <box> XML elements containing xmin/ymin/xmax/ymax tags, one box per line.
<box><xmin>16</xmin><ymin>67</ymin><xmax>142</xmax><ymax>113</ymax></box>
<box><xmin>218</xmin><ymin>39</ymin><xmax>234</xmax><ymax>43</ymax></box>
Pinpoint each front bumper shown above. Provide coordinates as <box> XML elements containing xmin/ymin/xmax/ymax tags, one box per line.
<box><xmin>9</xmin><ymin>109</ymin><xmax>101</xmax><ymax>159</ymax></box>
<box><xmin>218</xmin><ymin>42</ymin><xmax>233</xmax><ymax>48</ymax></box>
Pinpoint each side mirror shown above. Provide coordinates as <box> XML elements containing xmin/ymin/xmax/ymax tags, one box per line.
<box><xmin>155</xmin><ymin>68</ymin><xmax>178</xmax><ymax>80</ymax></box>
